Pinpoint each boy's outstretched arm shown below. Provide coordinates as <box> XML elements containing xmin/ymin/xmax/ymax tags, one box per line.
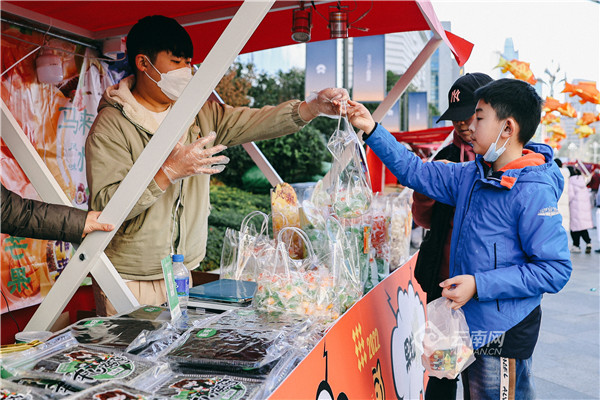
<box><xmin>340</xmin><ymin>100</ymin><xmax>462</xmax><ymax>207</ymax></box>
<box><xmin>440</xmin><ymin>275</ymin><xmax>477</xmax><ymax>310</ymax></box>
<box><xmin>343</xmin><ymin>100</ymin><xmax>376</xmax><ymax>133</ymax></box>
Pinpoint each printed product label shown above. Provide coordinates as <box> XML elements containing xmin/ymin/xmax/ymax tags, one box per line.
<box><xmin>196</xmin><ymin>328</ymin><xmax>217</xmax><ymax>338</ymax></box>
<box><xmin>175</xmin><ymin>277</ymin><xmax>189</xmax><ymax>297</ymax></box>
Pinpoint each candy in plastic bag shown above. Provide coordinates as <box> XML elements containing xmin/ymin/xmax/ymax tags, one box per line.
<box><xmin>420</xmin><ymin>297</ymin><xmax>475</xmax><ymax>379</ymax></box>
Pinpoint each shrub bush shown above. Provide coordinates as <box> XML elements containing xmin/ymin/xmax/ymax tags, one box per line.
<box><xmin>218</xmin><ymin>123</ymin><xmax>328</xmax><ymax>191</ymax></box>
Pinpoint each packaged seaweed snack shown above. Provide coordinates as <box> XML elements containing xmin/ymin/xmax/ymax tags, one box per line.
<box><xmin>67</xmin><ymin>382</ymin><xmax>153</xmax><ymax>399</ymax></box>
<box><xmin>149</xmin><ymin>373</ymin><xmax>263</xmax><ymax>400</ymax></box>
<box><xmin>60</xmin><ymin>317</ymin><xmax>166</xmax><ymax>350</ymax></box>
<box><xmin>117</xmin><ymin>305</ymin><xmax>169</xmax><ymax>321</ymax></box>
<box><xmin>0</xmin><ymin>379</ymin><xmax>48</xmax><ymax>400</ymax></box>
<box><xmin>165</xmin><ymin>326</ymin><xmax>285</xmax><ymax>371</ymax></box>
<box><xmin>2</xmin><ymin>336</ymin><xmax>167</xmax><ymax>388</ymax></box>
<box><xmin>6</xmin><ymin>371</ymin><xmax>90</xmax><ymax>396</ymax></box>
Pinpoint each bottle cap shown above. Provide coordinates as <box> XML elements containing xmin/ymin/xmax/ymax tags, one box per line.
<box><xmin>172</xmin><ymin>254</ymin><xmax>184</xmax><ymax>262</ymax></box>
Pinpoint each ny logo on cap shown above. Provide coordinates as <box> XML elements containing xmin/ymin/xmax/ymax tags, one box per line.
<box><xmin>450</xmin><ymin>89</ymin><xmax>460</xmax><ymax>103</ymax></box>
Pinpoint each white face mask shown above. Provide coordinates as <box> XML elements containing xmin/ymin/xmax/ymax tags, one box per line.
<box><xmin>144</xmin><ymin>57</ymin><xmax>192</xmax><ymax>101</ymax></box>
<box><xmin>483</xmin><ymin>121</ymin><xmax>510</xmax><ymax>163</ymax></box>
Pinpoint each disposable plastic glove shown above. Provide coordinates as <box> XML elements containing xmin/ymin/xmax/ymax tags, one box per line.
<box><xmin>304</xmin><ymin>88</ymin><xmax>350</xmax><ymax>119</ymax></box>
<box><xmin>160</xmin><ymin>132</ymin><xmax>229</xmax><ymax>184</ymax></box>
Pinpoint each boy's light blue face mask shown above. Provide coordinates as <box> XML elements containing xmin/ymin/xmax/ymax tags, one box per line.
<box><xmin>483</xmin><ymin>121</ymin><xmax>509</xmax><ymax>162</ymax></box>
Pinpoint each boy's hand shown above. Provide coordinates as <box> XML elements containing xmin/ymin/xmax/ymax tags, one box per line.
<box><xmin>439</xmin><ymin>275</ymin><xmax>477</xmax><ymax>310</ymax></box>
<box><xmin>341</xmin><ymin>100</ymin><xmax>376</xmax><ymax>133</ymax></box>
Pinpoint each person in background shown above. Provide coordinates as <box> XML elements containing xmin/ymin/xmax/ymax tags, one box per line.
<box><xmin>554</xmin><ymin>158</ymin><xmax>570</xmax><ymax>234</ymax></box>
<box><xmin>587</xmin><ymin>168</ymin><xmax>599</xmax><ymax>226</ymax></box>
<box><xmin>595</xmin><ymin>189</ymin><xmax>600</xmax><ymax>253</ymax></box>
<box><xmin>85</xmin><ymin>15</ymin><xmax>348</xmax><ymax>315</ymax></box>
<box><xmin>411</xmin><ymin>72</ymin><xmax>492</xmax><ymax>400</ymax></box>
<box><xmin>568</xmin><ymin>166</ymin><xmax>594</xmax><ymax>253</ymax></box>
<box><xmin>341</xmin><ymin>78</ymin><xmax>571</xmax><ymax>400</ymax></box>
<box><xmin>1</xmin><ymin>183</ymin><xmax>113</xmax><ymax>243</ymax></box>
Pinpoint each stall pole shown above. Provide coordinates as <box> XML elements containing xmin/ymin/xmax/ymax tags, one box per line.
<box><xmin>23</xmin><ymin>0</ymin><xmax>275</xmax><ymax>331</ymax></box>
<box><xmin>1</xmin><ymin>100</ymin><xmax>140</xmax><ymax>318</ymax></box>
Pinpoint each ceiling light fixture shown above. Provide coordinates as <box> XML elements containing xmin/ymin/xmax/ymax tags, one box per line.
<box><xmin>291</xmin><ymin>2</ymin><xmax>313</xmax><ymax>43</ymax></box>
<box><xmin>328</xmin><ymin>5</ymin><xmax>349</xmax><ymax>39</ymax></box>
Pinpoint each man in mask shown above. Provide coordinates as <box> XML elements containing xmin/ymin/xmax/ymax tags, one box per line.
<box><xmin>86</xmin><ymin>15</ymin><xmax>347</xmax><ymax>315</ymax></box>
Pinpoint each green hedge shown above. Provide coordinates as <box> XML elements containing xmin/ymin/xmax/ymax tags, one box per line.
<box><xmin>197</xmin><ymin>184</ymin><xmax>270</xmax><ymax>272</ymax></box>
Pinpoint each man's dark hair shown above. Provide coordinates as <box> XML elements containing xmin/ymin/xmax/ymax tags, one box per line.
<box><xmin>126</xmin><ymin>15</ymin><xmax>193</xmax><ymax>73</ymax></box>
<box><xmin>474</xmin><ymin>78</ymin><xmax>542</xmax><ymax>144</ymax></box>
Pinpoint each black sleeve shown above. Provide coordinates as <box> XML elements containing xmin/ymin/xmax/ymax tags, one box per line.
<box><xmin>1</xmin><ymin>184</ymin><xmax>87</xmax><ymax>243</ymax></box>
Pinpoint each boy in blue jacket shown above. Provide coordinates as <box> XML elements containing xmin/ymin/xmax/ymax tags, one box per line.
<box><xmin>339</xmin><ymin>79</ymin><xmax>571</xmax><ymax>399</ymax></box>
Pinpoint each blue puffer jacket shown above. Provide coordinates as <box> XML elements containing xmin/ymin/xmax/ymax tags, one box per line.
<box><xmin>366</xmin><ymin>124</ymin><xmax>571</xmax><ymax>348</ymax></box>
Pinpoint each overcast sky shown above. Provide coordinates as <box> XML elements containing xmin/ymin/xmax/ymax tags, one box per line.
<box><xmin>431</xmin><ymin>0</ymin><xmax>600</xmax><ymax>101</ymax></box>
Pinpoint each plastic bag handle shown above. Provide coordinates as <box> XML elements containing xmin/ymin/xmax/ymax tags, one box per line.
<box><xmin>241</xmin><ymin>210</ymin><xmax>270</xmax><ymax>237</ymax></box>
<box><xmin>276</xmin><ymin>226</ymin><xmax>316</xmax><ymax>260</ymax></box>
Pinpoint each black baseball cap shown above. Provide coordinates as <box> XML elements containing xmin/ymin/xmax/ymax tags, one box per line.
<box><xmin>437</xmin><ymin>73</ymin><xmax>493</xmax><ymax>123</ymax></box>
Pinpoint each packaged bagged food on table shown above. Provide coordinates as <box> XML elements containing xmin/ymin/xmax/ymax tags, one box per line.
<box><xmin>165</xmin><ymin>326</ymin><xmax>286</xmax><ymax>374</ymax></box>
<box><xmin>56</xmin><ymin>317</ymin><xmax>166</xmax><ymax>350</ymax></box>
<box><xmin>2</xmin><ymin>336</ymin><xmax>167</xmax><ymax>388</ymax></box>
<box><xmin>271</xmin><ymin>183</ymin><xmax>304</xmax><ymax>259</ymax></box>
<box><xmin>5</xmin><ymin>371</ymin><xmax>90</xmax><ymax>397</ymax></box>
<box><xmin>67</xmin><ymin>381</ymin><xmax>153</xmax><ymax>399</ymax></box>
<box><xmin>149</xmin><ymin>373</ymin><xmax>263</xmax><ymax>400</ymax></box>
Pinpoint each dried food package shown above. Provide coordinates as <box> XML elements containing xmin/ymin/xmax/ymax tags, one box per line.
<box><xmin>63</xmin><ymin>317</ymin><xmax>166</xmax><ymax>350</ymax></box>
<box><xmin>271</xmin><ymin>183</ymin><xmax>305</xmax><ymax>259</ymax></box>
<box><xmin>29</xmin><ymin>344</ymin><xmax>164</xmax><ymax>387</ymax></box>
<box><xmin>117</xmin><ymin>305</ymin><xmax>169</xmax><ymax>321</ymax></box>
<box><xmin>67</xmin><ymin>382</ymin><xmax>153</xmax><ymax>399</ymax></box>
<box><xmin>6</xmin><ymin>371</ymin><xmax>90</xmax><ymax>397</ymax></box>
<box><xmin>150</xmin><ymin>373</ymin><xmax>263</xmax><ymax>400</ymax></box>
<box><xmin>165</xmin><ymin>327</ymin><xmax>284</xmax><ymax>370</ymax></box>
<box><xmin>0</xmin><ymin>379</ymin><xmax>48</xmax><ymax>400</ymax></box>
<box><xmin>211</xmin><ymin>309</ymin><xmax>307</xmax><ymax>333</ymax></box>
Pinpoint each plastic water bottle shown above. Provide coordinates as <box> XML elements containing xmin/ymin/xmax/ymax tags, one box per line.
<box><xmin>172</xmin><ymin>254</ymin><xmax>189</xmax><ymax>312</ymax></box>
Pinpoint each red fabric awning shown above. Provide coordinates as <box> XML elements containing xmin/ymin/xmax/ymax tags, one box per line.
<box><xmin>3</xmin><ymin>1</ymin><xmax>473</xmax><ymax>66</ymax></box>
<box><xmin>391</xmin><ymin>126</ymin><xmax>453</xmax><ymax>144</ymax></box>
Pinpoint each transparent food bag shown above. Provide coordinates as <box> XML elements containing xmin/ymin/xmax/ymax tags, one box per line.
<box><xmin>326</xmin><ymin>116</ymin><xmax>372</xmax><ymax>219</ymax></box>
<box><xmin>420</xmin><ymin>298</ymin><xmax>476</xmax><ymax>379</ymax></box>
<box><xmin>220</xmin><ymin>210</ymin><xmax>275</xmax><ymax>282</ymax></box>
<box><xmin>253</xmin><ymin>227</ymin><xmax>339</xmax><ymax>321</ymax></box>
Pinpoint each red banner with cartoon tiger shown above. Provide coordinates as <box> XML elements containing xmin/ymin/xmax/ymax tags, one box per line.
<box><xmin>270</xmin><ymin>253</ymin><xmax>429</xmax><ymax>400</ymax></box>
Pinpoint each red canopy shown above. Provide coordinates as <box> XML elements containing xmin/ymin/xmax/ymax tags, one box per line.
<box><xmin>3</xmin><ymin>1</ymin><xmax>473</xmax><ymax>65</ymax></box>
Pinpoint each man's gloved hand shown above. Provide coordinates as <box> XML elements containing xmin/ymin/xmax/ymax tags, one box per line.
<box><xmin>160</xmin><ymin>132</ymin><xmax>229</xmax><ymax>184</ymax></box>
<box><xmin>301</xmin><ymin>88</ymin><xmax>350</xmax><ymax>120</ymax></box>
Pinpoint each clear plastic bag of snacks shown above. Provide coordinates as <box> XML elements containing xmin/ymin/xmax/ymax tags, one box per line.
<box><xmin>326</xmin><ymin>116</ymin><xmax>372</xmax><ymax>219</ymax></box>
<box><xmin>220</xmin><ymin>211</ymin><xmax>275</xmax><ymax>282</ymax></box>
<box><xmin>389</xmin><ymin>191</ymin><xmax>413</xmax><ymax>270</ymax></box>
<box><xmin>253</xmin><ymin>227</ymin><xmax>339</xmax><ymax>320</ymax></box>
<box><xmin>420</xmin><ymin>298</ymin><xmax>475</xmax><ymax>379</ymax></box>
